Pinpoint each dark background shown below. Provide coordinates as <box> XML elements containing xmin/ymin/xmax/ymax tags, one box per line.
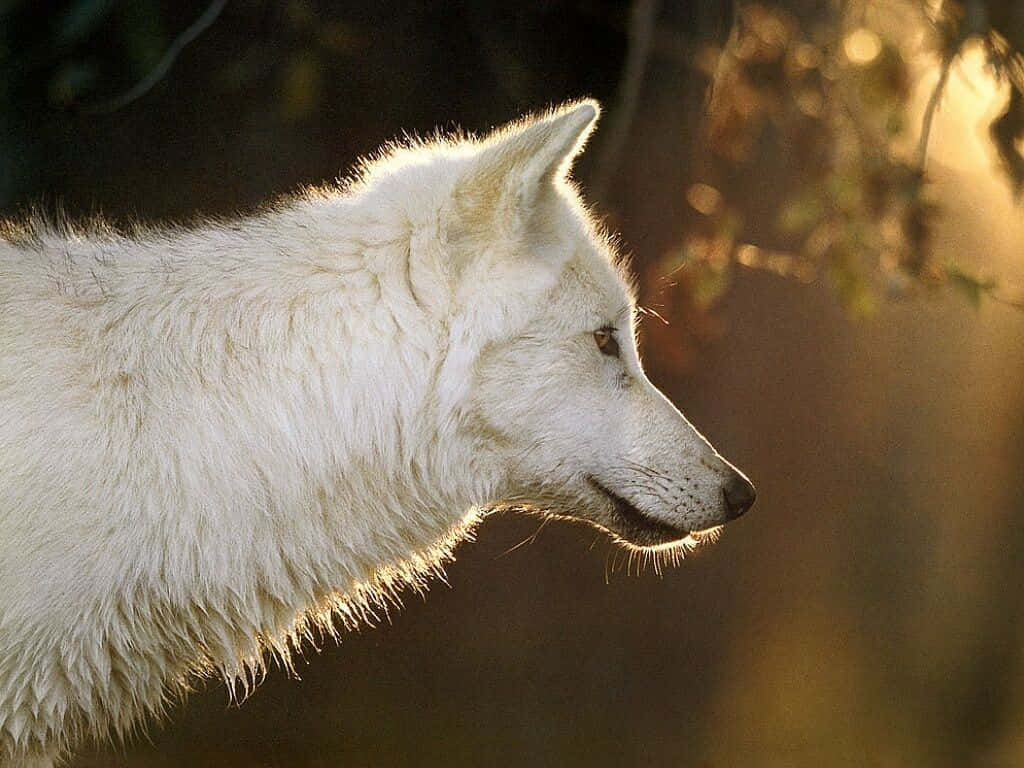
<box><xmin>3</xmin><ymin>1</ymin><xmax>1024</xmax><ymax>766</ymax></box>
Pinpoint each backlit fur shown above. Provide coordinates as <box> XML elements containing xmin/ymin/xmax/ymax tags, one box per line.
<box><xmin>0</xmin><ymin>101</ymin><xmax>750</xmax><ymax>767</ymax></box>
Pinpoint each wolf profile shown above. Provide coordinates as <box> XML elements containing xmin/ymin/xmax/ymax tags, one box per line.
<box><xmin>0</xmin><ymin>101</ymin><xmax>754</xmax><ymax>767</ymax></box>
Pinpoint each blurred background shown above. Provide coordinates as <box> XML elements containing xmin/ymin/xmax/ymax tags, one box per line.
<box><xmin>3</xmin><ymin>0</ymin><xmax>1024</xmax><ymax>765</ymax></box>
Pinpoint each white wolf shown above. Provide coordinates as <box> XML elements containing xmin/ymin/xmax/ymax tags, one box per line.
<box><xmin>0</xmin><ymin>100</ymin><xmax>754</xmax><ymax>767</ymax></box>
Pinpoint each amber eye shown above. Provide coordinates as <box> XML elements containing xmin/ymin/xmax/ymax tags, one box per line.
<box><xmin>593</xmin><ymin>326</ymin><xmax>620</xmax><ymax>358</ymax></box>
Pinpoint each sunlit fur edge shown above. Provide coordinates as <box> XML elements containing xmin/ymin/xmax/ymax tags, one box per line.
<box><xmin>490</xmin><ymin>502</ymin><xmax>725</xmax><ymax>576</ymax></box>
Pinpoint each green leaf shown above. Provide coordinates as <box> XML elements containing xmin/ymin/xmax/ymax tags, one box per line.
<box><xmin>48</xmin><ymin>60</ymin><xmax>98</xmax><ymax>106</ymax></box>
<box><xmin>280</xmin><ymin>52</ymin><xmax>322</xmax><ymax>121</ymax></box>
<box><xmin>778</xmin><ymin>195</ymin><xmax>823</xmax><ymax>234</ymax></box>
<box><xmin>828</xmin><ymin>251</ymin><xmax>877</xmax><ymax>318</ymax></box>
<box><xmin>692</xmin><ymin>261</ymin><xmax>731</xmax><ymax>309</ymax></box>
<box><xmin>53</xmin><ymin>0</ymin><xmax>114</xmax><ymax>46</ymax></box>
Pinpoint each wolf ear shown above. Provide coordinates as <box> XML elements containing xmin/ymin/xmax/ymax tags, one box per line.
<box><xmin>454</xmin><ymin>100</ymin><xmax>600</xmax><ymax>229</ymax></box>
<box><xmin>483</xmin><ymin>100</ymin><xmax>600</xmax><ymax>190</ymax></box>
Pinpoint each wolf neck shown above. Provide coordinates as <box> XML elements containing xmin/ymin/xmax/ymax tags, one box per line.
<box><xmin>66</xmin><ymin>194</ymin><xmax>489</xmax><ymax>652</ymax></box>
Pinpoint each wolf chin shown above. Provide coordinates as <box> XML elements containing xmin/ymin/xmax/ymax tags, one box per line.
<box><xmin>0</xmin><ymin>100</ymin><xmax>754</xmax><ymax>767</ymax></box>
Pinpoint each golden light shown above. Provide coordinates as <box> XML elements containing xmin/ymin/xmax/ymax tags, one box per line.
<box><xmin>795</xmin><ymin>87</ymin><xmax>824</xmax><ymax>117</ymax></box>
<box><xmin>909</xmin><ymin>40</ymin><xmax>1010</xmax><ymax>172</ymax></box>
<box><xmin>612</xmin><ymin>526</ymin><xmax>725</xmax><ymax>576</ymax></box>
<box><xmin>686</xmin><ymin>182</ymin><xmax>723</xmax><ymax>215</ymax></box>
<box><xmin>843</xmin><ymin>28</ymin><xmax>882</xmax><ymax>65</ymax></box>
<box><xmin>735</xmin><ymin>243</ymin><xmax>763</xmax><ymax>267</ymax></box>
<box><xmin>792</xmin><ymin>42</ymin><xmax>821</xmax><ymax>70</ymax></box>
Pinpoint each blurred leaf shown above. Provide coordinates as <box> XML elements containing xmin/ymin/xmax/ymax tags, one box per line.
<box><xmin>686</xmin><ymin>182</ymin><xmax>723</xmax><ymax>216</ymax></box>
<box><xmin>215</xmin><ymin>43</ymin><xmax>273</xmax><ymax>93</ymax></box>
<box><xmin>946</xmin><ymin>266</ymin><xmax>997</xmax><ymax>308</ymax></box>
<box><xmin>48</xmin><ymin>60</ymin><xmax>98</xmax><ymax>107</ymax></box>
<box><xmin>286</xmin><ymin>0</ymin><xmax>316</xmax><ymax>29</ymax></box>
<box><xmin>990</xmin><ymin>88</ymin><xmax>1024</xmax><ymax>195</ymax></box>
<box><xmin>778</xmin><ymin>194</ymin><xmax>824</xmax><ymax>234</ymax></box>
<box><xmin>658</xmin><ymin>247</ymin><xmax>687</xmax><ymax>277</ymax></box>
<box><xmin>827</xmin><ymin>170</ymin><xmax>863</xmax><ymax>214</ymax></box>
<box><xmin>115</xmin><ymin>0</ymin><xmax>167</xmax><ymax>74</ymax></box>
<box><xmin>317</xmin><ymin>21</ymin><xmax>362</xmax><ymax>54</ymax></box>
<box><xmin>855</xmin><ymin>44</ymin><xmax>909</xmax><ymax>108</ymax></box>
<box><xmin>884</xmin><ymin>111</ymin><xmax>904</xmax><ymax>137</ymax></box>
<box><xmin>691</xmin><ymin>261</ymin><xmax>731</xmax><ymax>308</ymax></box>
<box><xmin>280</xmin><ymin>52</ymin><xmax>321</xmax><ymax>122</ymax></box>
<box><xmin>53</xmin><ymin>0</ymin><xmax>113</xmax><ymax>46</ymax></box>
<box><xmin>829</xmin><ymin>252</ymin><xmax>876</xmax><ymax>318</ymax></box>
<box><xmin>721</xmin><ymin>210</ymin><xmax>744</xmax><ymax>238</ymax></box>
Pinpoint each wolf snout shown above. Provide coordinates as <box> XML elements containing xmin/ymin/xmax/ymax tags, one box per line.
<box><xmin>722</xmin><ymin>471</ymin><xmax>756</xmax><ymax>519</ymax></box>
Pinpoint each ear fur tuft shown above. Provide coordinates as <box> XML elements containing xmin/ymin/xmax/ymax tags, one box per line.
<box><xmin>452</xmin><ymin>100</ymin><xmax>601</xmax><ymax>235</ymax></box>
<box><xmin>525</xmin><ymin>100</ymin><xmax>600</xmax><ymax>184</ymax></box>
<box><xmin>485</xmin><ymin>99</ymin><xmax>600</xmax><ymax>188</ymax></box>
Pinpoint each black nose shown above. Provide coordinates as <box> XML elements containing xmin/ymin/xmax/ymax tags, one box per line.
<box><xmin>722</xmin><ymin>471</ymin><xmax>756</xmax><ymax>519</ymax></box>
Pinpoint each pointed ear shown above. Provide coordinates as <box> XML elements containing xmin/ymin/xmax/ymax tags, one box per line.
<box><xmin>453</xmin><ymin>100</ymin><xmax>600</xmax><ymax>229</ymax></box>
<box><xmin>485</xmin><ymin>100</ymin><xmax>600</xmax><ymax>188</ymax></box>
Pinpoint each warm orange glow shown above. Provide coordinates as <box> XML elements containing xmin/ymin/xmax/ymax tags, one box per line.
<box><xmin>686</xmin><ymin>182</ymin><xmax>723</xmax><ymax>215</ymax></box>
<box><xmin>908</xmin><ymin>41</ymin><xmax>1009</xmax><ymax>172</ymax></box>
<box><xmin>613</xmin><ymin>526</ymin><xmax>726</xmax><ymax>575</ymax></box>
<box><xmin>843</xmin><ymin>28</ymin><xmax>882</xmax><ymax>65</ymax></box>
<box><xmin>735</xmin><ymin>243</ymin><xmax>763</xmax><ymax>267</ymax></box>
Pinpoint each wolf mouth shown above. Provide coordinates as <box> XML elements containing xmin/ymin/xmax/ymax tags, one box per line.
<box><xmin>585</xmin><ymin>476</ymin><xmax>690</xmax><ymax>546</ymax></box>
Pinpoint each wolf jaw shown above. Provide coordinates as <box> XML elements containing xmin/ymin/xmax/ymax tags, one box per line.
<box><xmin>586</xmin><ymin>476</ymin><xmax>696</xmax><ymax>546</ymax></box>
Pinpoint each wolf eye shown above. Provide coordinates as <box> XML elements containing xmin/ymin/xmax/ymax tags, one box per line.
<box><xmin>593</xmin><ymin>326</ymin><xmax>620</xmax><ymax>358</ymax></box>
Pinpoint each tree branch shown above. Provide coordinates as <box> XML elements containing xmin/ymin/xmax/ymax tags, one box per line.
<box><xmin>591</xmin><ymin>0</ymin><xmax>660</xmax><ymax>201</ymax></box>
<box><xmin>915</xmin><ymin>51</ymin><xmax>956</xmax><ymax>168</ymax></box>
<box><xmin>82</xmin><ymin>0</ymin><xmax>229</xmax><ymax>115</ymax></box>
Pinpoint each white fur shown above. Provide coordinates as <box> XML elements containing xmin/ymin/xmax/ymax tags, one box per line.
<box><xmin>0</xmin><ymin>101</ymin><xmax>750</xmax><ymax>767</ymax></box>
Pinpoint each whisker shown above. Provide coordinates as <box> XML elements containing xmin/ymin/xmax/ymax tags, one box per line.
<box><xmin>496</xmin><ymin>517</ymin><xmax>551</xmax><ymax>558</ymax></box>
<box><xmin>637</xmin><ymin>304</ymin><xmax>669</xmax><ymax>325</ymax></box>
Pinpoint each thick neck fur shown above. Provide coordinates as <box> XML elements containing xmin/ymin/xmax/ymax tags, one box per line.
<box><xmin>0</xmin><ymin>174</ymin><xmax>491</xmax><ymax>760</ymax></box>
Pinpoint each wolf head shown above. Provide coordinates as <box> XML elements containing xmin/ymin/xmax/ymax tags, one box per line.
<box><xmin>410</xmin><ymin>101</ymin><xmax>755</xmax><ymax>551</ymax></box>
